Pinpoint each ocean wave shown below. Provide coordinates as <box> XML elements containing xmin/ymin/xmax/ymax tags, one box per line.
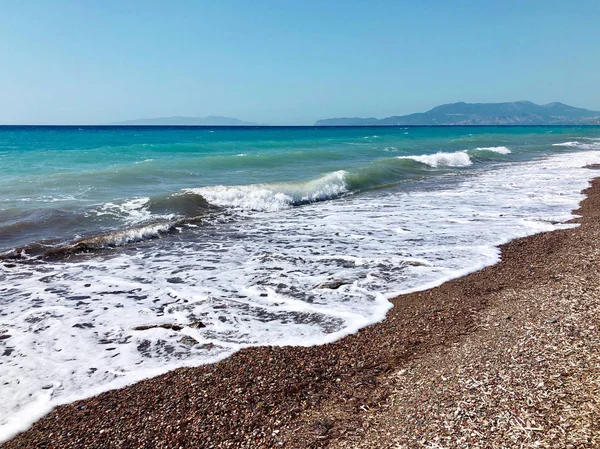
<box><xmin>183</xmin><ymin>150</ymin><xmax>512</xmax><ymax>212</ymax></box>
<box><xmin>553</xmin><ymin>141</ymin><xmax>580</xmax><ymax>147</ymax></box>
<box><xmin>553</xmin><ymin>141</ymin><xmax>600</xmax><ymax>150</ymax></box>
<box><xmin>2</xmin><ymin>210</ymin><xmax>218</xmax><ymax>261</ymax></box>
<box><xmin>471</xmin><ymin>146</ymin><xmax>512</xmax><ymax>155</ymax></box>
<box><xmin>398</xmin><ymin>151</ymin><xmax>473</xmax><ymax>167</ymax></box>
<box><xmin>184</xmin><ymin>171</ymin><xmax>349</xmax><ymax>211</ymax></box>
<box><xmin>93</xmin><ymin>193</ymin><xmax>212</xmax><ymax>226</ymax></box>
<box><xmin>94</xmin><ymin>198</ymin><xmax>156</xmax><ymax>224</ymax></box>
<box><xmin>0</xmin><ymin>220</ymin><xmax>179</xmax><ymax>261</ymax></box>
<box><xmin>43</xmin><ymin>222</ymin><xmax>175</xmax><ymax>258</ymax></box>
<box><xmin>147</xmin><ymin>192</ymin><xmax>212</xmax><ymax>217</ymax></box>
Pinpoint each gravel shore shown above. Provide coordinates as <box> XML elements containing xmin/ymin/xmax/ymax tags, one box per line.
<box><xmin>4</xmin><ymin>175</ymin><xmax>600</xmax><ymax>449</ymax></box>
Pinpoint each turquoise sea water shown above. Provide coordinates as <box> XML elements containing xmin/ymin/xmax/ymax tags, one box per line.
<box><xmin>1</xmin><ymin>125</ymin><xmax>600</xmax><ymax>440</ymax></box>
<box><xmin>2</xmin><ymin>125</ymin><xmax>600</xmax><ymax>252</ymax></box>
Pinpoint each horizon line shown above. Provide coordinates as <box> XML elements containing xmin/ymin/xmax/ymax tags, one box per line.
<box><xmin>2</xmin><ymin>124</ymin><xmax>600</xmax><ymax>128</ymax></box>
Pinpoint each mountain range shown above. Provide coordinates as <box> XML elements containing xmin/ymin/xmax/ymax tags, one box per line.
<box><xmin>315</xmin><ymin>101</ymin><xmax>600</xmax><ymax>126</ymax></box>
<box><xmin>114</xmin><ymin>116</ymin><xmax>256</xmax><ymax>126</ymax></box>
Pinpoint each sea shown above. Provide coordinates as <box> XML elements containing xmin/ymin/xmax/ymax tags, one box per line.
<box><xmin>1</xmin><ymin>125</ymin><xmax>600</xmax><ymax>440</ymax></box>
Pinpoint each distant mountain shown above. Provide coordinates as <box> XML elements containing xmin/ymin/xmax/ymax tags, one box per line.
<box><xmin>114</xmin><ymin>116</ymin><xmax>256</xmax><ymax>126</ymax></box>
<box><xmin>315</xmin><ymin>101</ymin><xmax>600</xmax><ymax>126</ymax></box>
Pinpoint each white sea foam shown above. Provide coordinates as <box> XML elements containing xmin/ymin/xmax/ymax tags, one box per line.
<box><xmin>553</xmin><ymin>141</ymin><xmax>600</xmax><ymax>150</ymax></box>
<box><xmin>184</xmin><ymin>170</ymin><xmax>348</xmax><ymax>211</ymax></box>
<box><xmin>93</xmin><ymin>197</ymin><xmax>175</xmax><ymax>225</ymax></box>
<box><xmin>472</xmin><ymin>146</ymin><xmax>512</xmax><ymax>154</ymax></box>
<box><xmin>94</xmin><ymin>197</ymin><xmax>152</xmax><ymax>224</ymax></box>
<box><xmin>398</xmin><ymin>147</ymin><xmax>510</xmax><ymax>168</ymax></box>
<box><xmin>553</xmin><ymin>141</ymin><xmax>580</xmax><ymax>147</ymax></box>
<box><xmin>4</xmin><ymin>194</ymin><xmax>79</xmax><ymax>204</ymax></box>
<box><xmin>398</xmin><ymin>151</ymin><xmax>473</xmax><ymax>167</ymax></box>
<box><xmin>1</xmin><ymin>150</ymin><xmax>600</xmax><ymax>442</ymax></box>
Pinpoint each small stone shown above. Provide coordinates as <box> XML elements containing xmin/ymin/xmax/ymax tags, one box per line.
<box><xmin>179</xmin><ymin>335</ymin><xmax>199</xmax><ymax>346</ymax></box>
<box><xmin>166</xmin><ymin>277</ymin><xmax>184</xmax><ymax>284</ymax></box>
<box><xmin>318</xmin><ymin>280</ymin><xmax>349</xmax><ymax>290</ymax></box>
<box><xmin>547</xmin><ymin>317</ymin><xmax>558</xmax><ymax>323</ymax></box>
<box><xmin>133</xmin><ymin>324</ymin><xmax>183</xmax><ymax>331</ymax></box>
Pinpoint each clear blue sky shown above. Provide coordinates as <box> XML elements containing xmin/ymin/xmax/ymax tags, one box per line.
<box><xmin>1</xmin><ymin>1</ymin><xmax>599</xmax><ymax>125</ymax></box>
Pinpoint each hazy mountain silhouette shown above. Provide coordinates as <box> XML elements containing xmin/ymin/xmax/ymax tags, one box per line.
<box><xmin>315</xmin><ymin>101</ymin><xmax>600</xmax><ymax>126</ymax></box>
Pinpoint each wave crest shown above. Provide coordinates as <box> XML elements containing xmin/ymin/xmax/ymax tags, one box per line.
<box><xmin>184</xmin><ymin>171</ymin><xmax>349</xmax><ymax>211</ymax></box>
<box><xmin>553</xmin><ymin>141</ymin><xmax>600</xmax><ymax>150</ymax></box>
<box><xmin>398</xmin><ymin>151</ymin><xmax>472</xmax><ymax>168</ymax></box>
<box><xmin>471</xmin><ymin>146</ymin><xmax>512</xmax><ymax>155</ymax></box>
<box><xmin>42</xmin><ymin>222</ymin><xmax>176</xmax><ymax>259</ymax></box>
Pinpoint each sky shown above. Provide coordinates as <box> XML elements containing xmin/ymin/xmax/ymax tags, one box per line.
<box><xmin>1</xmin><ymin>0</ymin><xmax>599</xmax><ymax>125</ymax></box>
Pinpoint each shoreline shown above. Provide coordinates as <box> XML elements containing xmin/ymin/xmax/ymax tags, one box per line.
<box><xmin>4</xmin><ymin>175</ymin><xmax>600</xmax><ymax>448</ymax></box>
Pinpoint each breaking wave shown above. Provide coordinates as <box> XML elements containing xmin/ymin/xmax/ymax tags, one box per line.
<box><xmin>553</xmin><ymin>141</ymin><xmax>600</xmax><ymax>150</ymax></box>
<box><xmin>0</xmin><ymin>222</ymin><xmax>177</xmax><ymax>261</ymax></box>
<box><xmin>182</xmin><ymin>149</ymin><xmax>514</xmax><ymax>211</ymax></box>
<box><xmin>471</xmin><ymin>146</ymin><xmax>512</xmax><ymax>155</ymax></box>
<box><xmin>184</xmin><ymin>171</ymin><xmax>349</xmax><ymax>211</ymax></box>
<box><xmin>398</xmin><ymin>151</ymin><xmax>473</xmax><ymax>167</ymax></box>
